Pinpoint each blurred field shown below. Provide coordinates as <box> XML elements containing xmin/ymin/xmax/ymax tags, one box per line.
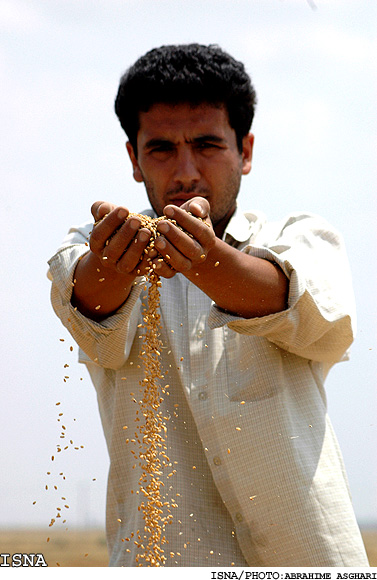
<box><xmin>0</xmin><ymin>528</ymin><xmax>108</xmax><ymax>567</ymax></box>
<box><xmin>0</xmin><ymin>527</ymin><xmax>375</xmax><ymax>567</ymax></box>
<box><xmin>361</xmin><ymin>529</ymin><xmax>377</xmax><ymax>568</ymax></box>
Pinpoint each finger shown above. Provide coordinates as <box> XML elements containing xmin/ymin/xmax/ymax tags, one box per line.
<box><xmin>153</xmin><ymin>232</ymin><xmax>193</xmax><ymax>272</ymax></box>
<box><xmin>177</xmin><ymin>196</ymin><xmax>210</xmax><ymax>219</ymax></box>
<box><xmin>152</xmin><ymin>258</ymin><xmax>177</xmax><ymax>279</ymax></box>
<box><xmin>147</xmin><ymin>248</ymin><xmax>158</xmax><ymax>259</ymax></box>
<box><xmin>90</xmin><ymin>207</ymin><xmax>130</xmax><ymax>255</ymax></box>
<box><xmin>156</xmin><ymin>219</ymin><xmax>209</xmax><ymax>263</ymax></box>
<box><xmin>101</xmin><ymin>217</ymin><xmax>146</xmax><ymax>265</ymax></box>
<box><xmin>116</xmin><ymin>228</ymin><xmax>152</xmax><ymax>274</ymax></box>
<box><xmin>91</xmin><ymin>201</ymin><xmax>121</xmax><ymax>222</ymax></box>
<box><xmin>163</xmin><ymin>205</ymin><xmax>213</xmax><ymax>249</ymax></box>
<box><xmin>130</xmin><ymin>254</ymin><xmax>151</xmax><ymax>277</ymax></box>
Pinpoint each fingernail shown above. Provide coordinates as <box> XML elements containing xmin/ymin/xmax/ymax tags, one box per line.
<box><xmin>155</xmin><ymin>237</ymin><xmax>166</xmax><ymax>249</ymax></box>
<box><xmin>117</xmin><ymin>208</ymin><xmax>128</xmax><ymax>220</ymax></box>
<box><xmin>190</xmin><ymin>202</ymin><xmax>203</xmax><ymax>215</ymax></box>
<box><xmin>128</xmin><ymin>218</ymin><xmax>140</xmax><ymax>230</ymax></box>
<box><xmin>164</xmin><ymin>206</ymin><xmax>174</xmax><ymax>218</ymax></box>
<box><xmin>139</xmin><ymin>230</ymin><xmax>150</xmax><ymax>242</ymax></box>
<box><xmin>158</xmin><ymin>222</ymin><xmax>170</xmax><ymax>234</ymax></box>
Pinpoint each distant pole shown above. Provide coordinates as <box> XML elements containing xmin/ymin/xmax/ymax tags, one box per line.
<box><xmin>306</xmin><ymin>0</ymin><xmax>317</xmax><ymax>10</ymax></box>
<box><xmin>77</xmin><ymin>482</ymin><xmax>91</xmax><ymax>528</ymax></box>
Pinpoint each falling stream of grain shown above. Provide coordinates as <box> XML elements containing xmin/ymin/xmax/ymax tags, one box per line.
<box><xmin>94</xmin><ymin>212</ymin><xmax>210</xmax><ymax>566</ymax></box>
<box><xmin>134</xmin><ymin>260</ymin><xmax>171</xmax><ymax>566</ymax></box>
<box><xmin>127</xmin><ymin>215</ymin><xmax>173</xmax><ymax>567</ymax></box>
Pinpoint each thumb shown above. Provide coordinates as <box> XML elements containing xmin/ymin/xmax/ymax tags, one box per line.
<box><xmin>184</xmin><ymin>196</ymin><xmax>210</xmax><ymax>219</ymax></box>
<box><xmin>91</xmin><ymin>201</ymin><xmax>118</xmax><ymax>222</ymax></box>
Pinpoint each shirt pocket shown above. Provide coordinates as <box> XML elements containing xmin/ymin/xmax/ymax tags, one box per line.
<box><xmin>224</xmin><ymin>332</ymin><xmax>285</xmax><ymax>402</ymax></box>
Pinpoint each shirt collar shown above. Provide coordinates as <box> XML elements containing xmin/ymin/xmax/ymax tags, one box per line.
<box><xmin>223</xmin><ymin>205</ymin><xmax>256</xmax><ymax>243</ymax></box>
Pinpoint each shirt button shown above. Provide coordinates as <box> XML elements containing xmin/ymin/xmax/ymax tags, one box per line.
<box><xmin>198</xmin><ymin>392</ymin><xmax>208</xmax><ymax>401</ymax></box>
<box><xmin>213</xmin><ymin>456</ymin><xmax>222</xmax><ymax>466</ymax></box>
<box><xmin>235</xmin><ymin>512</ymin><xmax>243</xmax><ymax>523</ymax></box>
<box><xmin>196</xmin><ymin>329</ymin><xmax>204</xmax><ymax>339</ymax></box>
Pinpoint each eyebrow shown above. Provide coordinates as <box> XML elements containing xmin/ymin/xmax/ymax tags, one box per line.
<box><xmin>188</xmin><ymin>134</ymin><xmax>225</xmax><ymax>145</ymax></box>
<box><xmin>143</xmin><ymin>134</ymin><xmax>226</xmax><ymax>150</ymax></box>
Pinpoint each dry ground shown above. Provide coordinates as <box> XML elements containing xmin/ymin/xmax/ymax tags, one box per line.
<box><xmin>0</xmin><ymin>527</ymin><xmax>376</xmax><ymax>567</ymax></box>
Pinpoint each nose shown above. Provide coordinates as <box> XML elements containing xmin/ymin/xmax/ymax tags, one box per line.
<box><xmin>173</xmin><ymin>146</ymin><xmax>200</xmax><ymax>186</ymax></box>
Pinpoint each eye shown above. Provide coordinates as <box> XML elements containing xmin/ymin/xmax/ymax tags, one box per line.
<box><xmin>195</xmin><ymin>141</ymin><xmax>223</xmax><ymax>155</ymax></box>
<box><xmin>197</xmin><ymin>142</ymin><xmax>217</xmax><ymax>149</ymax></box>
<box><xmin>145</xmin><ymin>140</ymin><xmax>175</xmax><ymax>157</ymax></box>
<box><xmin>147</xmin><ymin>143</ymin><xmax>175</xmax><ymax>160</ymax></box>
<box><xmin>152</xmin><ymin>143</ymin><xmax>174</xmax><ymax>152</ymax></box>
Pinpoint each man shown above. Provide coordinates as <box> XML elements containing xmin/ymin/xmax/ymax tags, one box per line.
<box><xmin>48</xmin><ymin>44</ymin><xmax>369</xmax><ymax>567</ymax></box>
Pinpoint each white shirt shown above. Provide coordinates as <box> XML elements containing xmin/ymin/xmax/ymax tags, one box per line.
<box><xmin>48</xmin><ymin>208</ymin><xmax>369</xmax><ymax>567</ymax></box>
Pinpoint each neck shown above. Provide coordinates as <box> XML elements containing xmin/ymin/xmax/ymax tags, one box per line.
<box><xmin>213</xmin><ymin>206</ymin><xmax>236</xmax><ymax>238</ymax></box>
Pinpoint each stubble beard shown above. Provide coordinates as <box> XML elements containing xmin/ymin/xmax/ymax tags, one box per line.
<box><xmin>142</xmin><ymin>171</ymin><xmax>242</xmax><ymax>231</ymax></box>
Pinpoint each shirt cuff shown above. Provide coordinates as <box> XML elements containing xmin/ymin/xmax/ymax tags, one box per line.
<box><xmin>48</xmin><ymin>244</ymin><xmax>145</xmax><ymax>367</ymax></box>
<box><xmin>208</xmin><ymin>244</ymin><xmax>297</xmax><ymax>331</ymax></box>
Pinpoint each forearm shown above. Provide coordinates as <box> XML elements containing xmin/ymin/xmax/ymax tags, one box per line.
<box><xmin>149</xmin><ymin>200</ymin><xmax>288</xmax><ymax>318</ymax></box>
<box><xmin>71</xmin><ymin>251</ymin><xmax>135</xmax><ymax>321</ymax></box>
<box><xmin>185</xmin><ymin>238</ymin><xmax>288</xmax><ymax>318</ymax></box>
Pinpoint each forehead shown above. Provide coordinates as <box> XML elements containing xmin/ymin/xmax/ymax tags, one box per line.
<box><xmin>137</xmin><ymin>102</ymin><xmax>233</xmax><ymax>141</ymax></box>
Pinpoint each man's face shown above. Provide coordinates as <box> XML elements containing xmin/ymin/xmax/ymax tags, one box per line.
<box><xmin>126</xmin><ymin>102</ymin><xmax>254</xmax><ymax>229</ymax></box>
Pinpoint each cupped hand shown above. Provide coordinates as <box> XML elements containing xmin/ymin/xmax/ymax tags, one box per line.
<box><xmin>151</xmin><ymin>197</ymin><xmax>216</xmax><ymax>277</ymax></box>
<box><xmin>89</xmin><ymin>202</ymin><xmax>152</xmax><ymax>277</ymax></box>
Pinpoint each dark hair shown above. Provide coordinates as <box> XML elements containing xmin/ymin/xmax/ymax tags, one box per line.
<box><xmin>114</xmin><ymin>43</ymin><xmax>257</xmax><ymax>155</ymax></box>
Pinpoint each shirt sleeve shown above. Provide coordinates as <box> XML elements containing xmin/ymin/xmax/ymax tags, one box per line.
<box><xmin>47</xmin><ymin>223</ymin><xmax>144</xmax><ymax>370</ymax></box>
<box><xmin>208</xmin><ymin>213</ymin><xmax>356</xmax><ymax>364</ymax></box>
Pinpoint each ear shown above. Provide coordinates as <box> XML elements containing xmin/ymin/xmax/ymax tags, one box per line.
<box><xmin>126</xmin><ymin>142</ymin><xmax>144</xmax><ymax>183</ymax></box>
<box><xmin>241</xmin><ymin>133</ymin><xmax>254</xmax><ymax>175</ymax></box>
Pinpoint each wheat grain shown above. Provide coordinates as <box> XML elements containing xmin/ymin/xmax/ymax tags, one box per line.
<box><xmin>93</xmin><ymin>211</ymin><xmax>207</xmax><ymax>566</ymax></box>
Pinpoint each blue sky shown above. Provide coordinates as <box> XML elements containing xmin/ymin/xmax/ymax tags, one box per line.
<box><xmin>0</xmin><ymin>0</ymin><xmax>376</xmax><ymax>532</ymax></box>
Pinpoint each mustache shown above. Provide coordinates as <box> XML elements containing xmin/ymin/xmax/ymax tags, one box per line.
<box><xmin>166</xmin><ymin>184</ymin><xmax>209</xmax><ymax>196</ymax></box>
